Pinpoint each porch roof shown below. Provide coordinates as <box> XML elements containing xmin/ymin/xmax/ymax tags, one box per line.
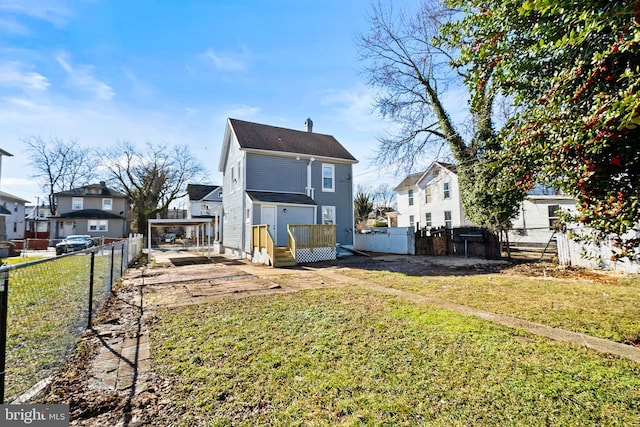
<box><xmin>246</xmin><ymin>191</ymin><xmax>317</xmax><ymax>206</ymax></box>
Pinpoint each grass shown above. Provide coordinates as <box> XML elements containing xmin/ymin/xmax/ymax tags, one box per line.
<box><xmin>2</xmin><ymin>256</ymin><xmax>48</xmax><ymax>265</ymax></box>
<box><xmin>3</xmin><ymin>251</ymin><xmax>117</xmax><ymax>401</ymax></box>
<box><xmin>340</xmin><ymin>268</ymin><xmax>640</xmax><ymax>344</ymax></box>
<box><xmin>151</xmin><ymin>287</ymin><xmax>640</xmax><ymax>426</ymax></box>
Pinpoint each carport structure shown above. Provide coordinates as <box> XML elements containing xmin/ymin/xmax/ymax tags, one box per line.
<box><xmin>147</xmin><ymin>218</ymin><xmax>217</xmax><ymax>263</ymax></box>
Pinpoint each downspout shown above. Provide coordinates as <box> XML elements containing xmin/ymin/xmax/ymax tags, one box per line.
<box><xmin>306</xmin><ymin>157</ymin><xmax>315</xmax><ymax>199</ymax></box>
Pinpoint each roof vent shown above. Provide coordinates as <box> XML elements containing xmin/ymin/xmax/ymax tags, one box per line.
<box><xmin>304</xmin><ymin>117</ymin><xmax>313</xmax><ymax>133</ymax></box>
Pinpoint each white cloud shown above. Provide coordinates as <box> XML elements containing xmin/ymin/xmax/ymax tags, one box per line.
<box><xmin>0</xmin><ymin>0</ymin><xmax>73</xmax><ymax>27</ymax></box>
<box><xmin>56</xmin><ymin>53</ymin><xmax>115</xmax><ymax>100</ymax></box>
<box><xmin>0</xmin><ymin>16</ymin><xmax>28</xmax><ymax>34</ymax></box>
<box><xmin>320</xmin><ymin>83</ymin><xmax>393</xmax><ymax>134</ymax></box>
<box><xmin>220</xmin><ymin>104</ymin><xmax>261</xmax><ymax>121</ymax></box>
<box><xmin>0</xmin><ymin>60</ymin><xmax>49</xmax><ymax>91</ymax></box>
<box><xmin>196</xmin><ymin>47</ymin><xmax>249</xmax><ymax>72</ymax></box>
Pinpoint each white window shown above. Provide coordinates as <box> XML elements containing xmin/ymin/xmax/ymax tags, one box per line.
<box><xmin>88</xmin><ymin>220</ymin><xmax>108</xmax><ymax>232</ymax></box>
<box><xmin>102</xmin><ymin>198</ymin><xmax>113</xmax><ymax>210</ymax></box>
<box><xmin>425</xmin><ymin>213</ymin><xmax>432</xmax><ymax>227</ymax></box>
<box><xmin>237</xmin><ymin>160</ymin><xmax>242</xmax><ymax>190</ymax></box>
<box><xmin>322</xmin><ymin>164</ymin><xmax>335</xmax><ymax>192</ymax></box>
<box><xmin>408</xmin><ymin>189</ymin><xmax>414</xmax><ymax>206</ymax></box>
<box><xmin>443</xmin><ymin>182</ymin><xmax>451</xmax><ymax>199</ymax></box>
<box><xmin>444</xmin><ymin>211</ymin><xmax>452</xmax><ymax>229</ymax></box>
<box><xmin>246</xmin><ymin>208</ymin><xmax>251</xmax><ymax>222</ymax></box>
<box><xmin>14</xmin><ymin>202</ymin><xmax>18</xmax><ymax>212</ymax></box>
<box><xmin>409</xmin><ymin>215</ymin><xmax>415</xmax><ymax>228</ymax></box>
<box><xmin>425</xmin><ymin>186</ymin><xmax>432</xmax><ymax>203</ymax></box>
<box><xmin>322</xmin><ymin>206</ymin><xmax>335</xmax><ymax>224</ymax></box>
<box><xmin>72</xmin><ymin>197</ymin><xmax>83</xmax><ymax>210</ymax></box>
<box><xmin>548</xmin><ymin>205</ymin><xmax>560</xmax><ymax>229</ymax></box>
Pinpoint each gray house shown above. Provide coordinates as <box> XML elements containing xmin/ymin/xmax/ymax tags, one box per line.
<box><xmin>50</xmin><ymin>182</ymin><xmax>131</xmax><ymax>239</ymax></box>
<box><xmin>218</xmin><ymin>118</ymin><xmax>357</xmax><ymax>258</ymax></box>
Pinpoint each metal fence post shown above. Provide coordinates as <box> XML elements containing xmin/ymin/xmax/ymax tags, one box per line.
<box><xmin>120</xmin><ymin>243</ymin><xmax>125</xmax><ymax>278</ymax></box>
<box><xmin>0</xmin><ymin>271</ymin><xmax>9</xmax><ymax>403</ymax></box>
<box><xmin>110</xmin><ymin>245</ymin><xmax>115</xmax><ymax>293</ymax></box>
<box><xmin>88</xmin><ymin>251</ymin><xmax>95</xmax><ymax>329</ymax></box>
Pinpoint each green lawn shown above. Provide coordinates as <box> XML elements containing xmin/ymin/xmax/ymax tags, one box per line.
<box><xmin>151</xmin><ymin>287</ymin><xmax>640</xmax><ymax>426</ymax></box>
<box><xmin>3</xmin><ymin>253</ymin><xmax>114</xmax><ymax>401</ymax></box>
<box><xmin>340</xmin><ymin>269</ymin><xmax>640</xmax><ymax>344</ymax></box>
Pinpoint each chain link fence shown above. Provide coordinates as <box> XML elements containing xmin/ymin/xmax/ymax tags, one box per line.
<box><xmin>0</xmin><ymin>234</ymin><xmax>144</xmax><ymax>403</ymax></box>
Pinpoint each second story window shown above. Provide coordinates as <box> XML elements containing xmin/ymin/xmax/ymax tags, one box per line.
<box><xmin>14</xmin><ymin>202</ymin><xmax>18</xmax><ymax>212</ymax></box>
<box><xmin>443</xmin><ymin>182</ymin><xmax>451</xmax><ymax>199</ymax></box>
<box><xmin>425</xmin><ymin>186</ymin><xmax>431</xmax><ymax>203</ymax></box>
<box><xmin>408</xmin><ymin>189</ymin><xmax>414</xmax><ymax>206</ymax></box>
<box><xmin>102</xmin><ymin>198</ymin><xmax>113</xmax><ymax>210</ymax></box>
<box><xmin>72</xmin><ymin>197</ymin><xmax>83</xmax><ymax>210</ymax></box>
<box><xmin>322</xmin><ymin>164</ymin><xmax>335</xmax><ymax>192</ymax></box>
<box><xmin>409</xmin><ymin>215</ymin><xmax>415</xmax><ymax>228</ymax></box>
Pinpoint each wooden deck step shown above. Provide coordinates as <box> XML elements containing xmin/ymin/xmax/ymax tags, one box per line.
<box><xmin>273</xmin><ymin>247</ymin><xmax>296</xmax><ymax>267</ymax></box>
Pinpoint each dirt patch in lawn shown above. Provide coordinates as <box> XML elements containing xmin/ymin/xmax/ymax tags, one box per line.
<box><xmin>32</xmin><ymin>253</ymin><xmax>635</xmax><ymax>425</ymax></box>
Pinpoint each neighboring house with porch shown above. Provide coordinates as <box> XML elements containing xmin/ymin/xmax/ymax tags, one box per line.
<box><xmin>395</xmin><ymin>162</ymin><xmax>576</xmax><ymax>246</ymax></box>
<box><xmin>218</xmin><ymin>118</ymin><xmax>357</xmax><ymax>264</ymax></box>
<box><xmin>25</xmin><ymin>203</ymin><xmax>53</xmax><ymax>238</ymax></box>
<box><xmin>50</xmin><ymin>182</ymin><xmax>131</xmax><ymax>239</ymax></box>
<box><xmin>186</xmin><ymin>184</ymin><xmax>223</xmax><ymax>241</ymax></box>
<box><xmin>0</xmin><ymin>190</ymin><xmax>29</xmax><ymax>240</ymax></box>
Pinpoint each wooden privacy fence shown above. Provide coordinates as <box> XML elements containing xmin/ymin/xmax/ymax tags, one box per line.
<box><xmin>415</xmin><ymin>226</ymin><xmax>501</xmax><ymax>259</ymax></box>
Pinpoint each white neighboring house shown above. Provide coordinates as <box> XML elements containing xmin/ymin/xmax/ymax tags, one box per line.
<box><xmin>186</xmin><ymin>184</ymin><xmax>223</xmax><ymax>241</ymax></box>
<box><xmin>0</xmin><ymin>191</ymin><xmax>30</xmax><ymax>241</ymax></box>
<box><xmin>509</xmin><ymin>185</ymin><xmax>577</xmax><ymax>246</ymax></box>
<box><xmin>395</xmin><ymin>162</ymin><xmax>576</xmax><ymax>246</ymax></box>
<box><xmin>395</xmin><ymin>162</ymin><xmax>472</xmax><ymax>230</ymax></box>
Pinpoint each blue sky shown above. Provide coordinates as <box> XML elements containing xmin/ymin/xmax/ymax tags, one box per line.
<box><xmin>0</xmin><ymin>0</ymin><xmax>454</xmax><ymax>205</ymax></box>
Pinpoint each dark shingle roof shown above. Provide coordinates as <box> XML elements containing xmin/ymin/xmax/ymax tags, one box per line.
<box><xmin>187</xmin><ymin>184</ymin><xmax>220</xmax><ymax>201</ymax></box>
<box><xmin>58</xmin><ymin>209</ymin><xmax>125</xmax><ymax>219</ymax></box>
<box><xmin>394</xmin><ymin>172</ymin><xmax>424</xmax><ymax>191</ymax></box>
<box><xmin>437</xmin><ymin>162</ymin><xmax>457</xmax><ymax>174</ymax></box>
<box><xmin>246</xmin><ymin>191</ymin><xmax>317</xmax><ymax>206</ymax></box>
<box><xmin>56</xmin><ymin>182</ymin><xmax>127</xmax><ymax>198</ymax></box>
<box><xmin>229</xmin><ymin>118</ymin><xmax>357</xmax><ymax>161</ymax></box>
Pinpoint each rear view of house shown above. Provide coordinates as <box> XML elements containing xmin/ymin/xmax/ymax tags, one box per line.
<box><xmin>218</xmin><ymin>118</ymin><xmax>357</xmax><ymax>261</ymax></box>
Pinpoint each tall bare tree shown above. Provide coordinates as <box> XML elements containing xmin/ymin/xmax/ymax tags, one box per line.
<box><xmin>25</xmin><ymin>136</ymin><xmax>97</xmax><ymax>215</ymax></box>
<box><xmin>359</xmin><ymin>1</ymin><xmax>524</xmax><ymax>237</ymax></box>
<box><xmin>100</xmin><ymin>142</ymin><xmax>205</xmax><ymax>235</ymax></box>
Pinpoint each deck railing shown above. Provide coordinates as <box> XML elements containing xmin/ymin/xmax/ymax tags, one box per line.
<box><xmin>252</xmin><ymin>224</ymin><xmax>275</xmax><ymax>265</ymax></box>
<box><xmin>287</xmin><ymin>224</ymin><xmax>335</xmax><ymax>258</ymax></box>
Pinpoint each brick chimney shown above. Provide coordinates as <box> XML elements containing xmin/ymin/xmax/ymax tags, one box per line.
<box><xmin>304</xmin><ymin>117</ymin><xmax>313</xmax><ymax>133</ymax></box>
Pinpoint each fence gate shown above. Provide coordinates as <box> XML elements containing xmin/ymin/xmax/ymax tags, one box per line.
<box><xmin>415</xmin><ymin>226</ymin><xmax>501</xmax><ymax>259</ymax></box>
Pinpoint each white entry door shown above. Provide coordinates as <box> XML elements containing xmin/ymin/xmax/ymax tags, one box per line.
<box><xmin>262</xmin><ymin>205</ymin><xmax>277</xmax><ymax>242</ymax></box>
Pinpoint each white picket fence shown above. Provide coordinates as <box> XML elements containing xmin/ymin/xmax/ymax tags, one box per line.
<box><xmin>556</xmin><ymin>227</ymin><xmax>640</xmax><ymax>273</ymax></box>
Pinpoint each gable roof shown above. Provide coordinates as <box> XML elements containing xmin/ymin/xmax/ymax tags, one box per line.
<box><xmin>395</xmin><ymin>161</ymin><xmax>459</xmax><ymax>191</ymax></box>
<box><xmin>56</xmin><ymin>182</ymin><xmax>127</xmax><ymax>198</ymax></box>
<box><xmin>227</xmin><ymin>118</ymin><xmax>357</xmax><ymax>162</ymax></box>
<box><xmin>187</xmin><ymin>184</ymin><xmax>221</xmax><ymax>201</ymax></box>
<box><xmin>394</xmin><ymin>172</ymin><xmax>424</xmax><ymax>191</ymax></box>
<box><xmin>0</xmin><ymin>190</ymin><xmax>30</xmax><ymax>204</ymax></box>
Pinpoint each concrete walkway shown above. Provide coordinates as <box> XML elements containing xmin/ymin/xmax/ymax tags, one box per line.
<box><xmin>84</xmin><ymin>250</ymin><xmax>640</xmax><ymax>425</ymax></box>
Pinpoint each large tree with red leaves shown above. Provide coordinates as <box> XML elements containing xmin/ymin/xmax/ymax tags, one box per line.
<box><xmin>446</xmin><ymin>0</ymin><xmax>640</xmax><ymax>257</ymax></box>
